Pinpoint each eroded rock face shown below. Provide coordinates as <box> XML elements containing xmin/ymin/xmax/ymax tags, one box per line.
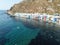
<box><xmin>8</xmin><ymin>0</ymin><xmax>60</xmax><ymax>15</ymax></box>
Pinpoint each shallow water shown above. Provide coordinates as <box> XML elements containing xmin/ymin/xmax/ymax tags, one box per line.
<box><xmin>0</xmin><ymin>10</ymin><xmax>60</xmax><ymax>45</ymax></box>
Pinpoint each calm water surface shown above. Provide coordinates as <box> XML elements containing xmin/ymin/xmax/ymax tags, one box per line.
<box><xmin>0</xmin><ymin>10</ymin><xmax>60</xmax><ymax>45</ymax></box>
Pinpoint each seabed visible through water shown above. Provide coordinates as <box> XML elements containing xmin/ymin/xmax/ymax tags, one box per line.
<box><xmin>0</xmin><ymin>10</ymin><xmax>60</xmax><ymax>45</ymax></box>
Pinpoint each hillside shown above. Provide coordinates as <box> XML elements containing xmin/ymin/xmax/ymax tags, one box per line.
<box><xmin>7</xmin><ymin>0</ymin><xmax>60</xmax><ymax>15</ymax></box>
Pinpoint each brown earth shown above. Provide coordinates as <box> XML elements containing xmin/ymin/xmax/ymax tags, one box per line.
<box><xmin>7</xmin><ymin>0</ymin><xmax>60</xmax><ymax>15</ymax></box>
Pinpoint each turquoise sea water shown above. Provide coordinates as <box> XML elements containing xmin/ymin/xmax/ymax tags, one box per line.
<box><xmin>0</xmin><ymin>10</ymin><xmax>60</xmax><ymax>45</ymax></box>
<box><xmin>0</xmin><ymin>10</ymin><xmax>41</xmax><ymax>45</ymax></box>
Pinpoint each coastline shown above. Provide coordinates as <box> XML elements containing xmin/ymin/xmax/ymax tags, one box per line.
<box><xmin>8</xmin><ymin>12</ymin><xmax>60</xmax><ymax>26</ymax></box>
<box><xmin>0</xmin><ymin>10</ymin><xmax>60</xmax><ymax>45</ymax></box>
<box><xmin>7</xmin><ymin>10</ymin><xmax>15</xmax><ymax>17</ymax></box>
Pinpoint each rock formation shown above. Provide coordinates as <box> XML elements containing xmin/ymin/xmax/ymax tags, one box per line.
<box><xmin>7</xmin><ymin>0</ymin><xmax>60</xmax><ymax>15</ymax></box>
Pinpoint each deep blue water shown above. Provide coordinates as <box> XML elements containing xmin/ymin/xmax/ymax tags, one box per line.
<box><xmin>0</xmin><ymin>10</ymin><xmax>60</xmax><ymax>45</ymax></box>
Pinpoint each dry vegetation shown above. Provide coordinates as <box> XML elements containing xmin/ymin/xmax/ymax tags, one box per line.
<box><xmin>8</xmin><ymin>0</ymin><xmax>60</xmax><ymax>15</ymax></box>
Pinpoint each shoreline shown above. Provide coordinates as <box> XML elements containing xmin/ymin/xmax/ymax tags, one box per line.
<box><xmin>7</xmin><ymin>12</ymin><xmax>60</xmax><ymax>26</ymax></box>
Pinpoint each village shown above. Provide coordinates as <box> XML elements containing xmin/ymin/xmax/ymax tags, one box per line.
<box><xmin>14</xmin><ymin>13</ymin><xmax>60</xmax><ymax>25</ymax></box>
<box><xmin>7</xmin><ymin>0</ymin><xmax>60</xmax><ymax>26</ymax></box>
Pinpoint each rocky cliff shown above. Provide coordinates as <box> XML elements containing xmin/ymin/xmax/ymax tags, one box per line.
<box><xmin>7</xmin><ymin>0</ymin><xmax>60</xmax><ymax>15</ymax></box>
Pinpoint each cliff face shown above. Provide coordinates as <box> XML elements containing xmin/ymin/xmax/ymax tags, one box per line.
<box><xmin>8</xmin><ymin>0</ymin><xmax>60</xmax><ymax>15</ymax></box>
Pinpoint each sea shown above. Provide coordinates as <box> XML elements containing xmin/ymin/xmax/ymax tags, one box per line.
<box><xmin>0</xmin><ymin>10</ymin><xmax>60</xmax><ymax>45</ymax></box>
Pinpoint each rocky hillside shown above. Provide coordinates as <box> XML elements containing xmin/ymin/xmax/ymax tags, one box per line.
<box><xmin>7</xmin><ymin>0</ymin><xmax>60</xmax><ymax>15</ymax></box>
